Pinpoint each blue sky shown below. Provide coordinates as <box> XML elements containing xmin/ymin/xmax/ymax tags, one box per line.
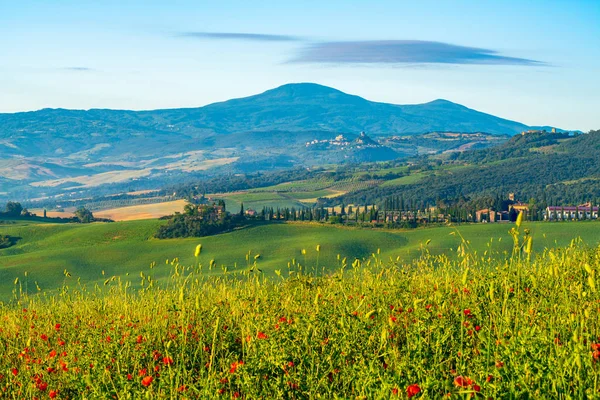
<box><xmin>1</xmin><ymin>0</ymin><xmax>599</xmax><ymax>130</ymax></box>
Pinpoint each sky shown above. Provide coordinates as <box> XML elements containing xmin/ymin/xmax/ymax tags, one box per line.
<box><xmin>1</xmin><ymin>0</ymin><xmax>599</xmax><ymax>131</ymax></box>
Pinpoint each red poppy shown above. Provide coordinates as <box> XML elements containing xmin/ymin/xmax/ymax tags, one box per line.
<box><xmin>257</xmin><ymin>332</ymin><xmax>268</xmax><ymax>340</ymax></box>
<box><xmin>127</xmin><ymin>374</ymin><xmax>132</xmax><ymax>381</ymax></box>
<box><xmin>391</xmin><ymin>387</ymin><xmax>399</xmax><ymax>396</ymax></box>
<box><xmin>453</xmin><ymin>376</ymin><xmax>473</xmax><ymax>388</ymax></box>
<box><xmin>37</xmin><ymin>381</ymin><xmax>48</xmax><ymax>391</ymax></box>
<box><xmin>592</xmin><ymin>343</ymin><xmax>600</xmax><ymax>360</ymax></box>
<box><xmin>463</xmin><ymin>309</ymin><xmax>471</xmax><ymax>316</ymax></box>
<box><xmin>163</xmin><ymin>357</ymin><xmax>174</xmax><ymax>365</ymax></box>
<box><xmin>40</xmin><ymin>334</ymin><xmax>48</xmax><ymax>341</ymax></box>
<box><xmin>49</xmin><ymin>350</ymin><xmax>57</xmax><ymax>358</ymax></box>
<box><xmin>54</xmin><ymin>324</ymin><xmax>61</xmax><ymax>331</ymax></box>
<box><xmin>229</xmin><ymin>361</ymin><xmax>244</xmax><ymax>374</ymax></box>
<box><xmin>141</xmin><ymin>376</ymin><xmax>153</xmax><ymax>387</ymax></box>
<box><xmin>407</xmin><ymin>384</ymin><xmax>421</xmax><ymax>398</ymax></box>
<box><xmin>49</xmin><ymin>390</ymin><xmax>58</xmax><ymax>399</ymax></box>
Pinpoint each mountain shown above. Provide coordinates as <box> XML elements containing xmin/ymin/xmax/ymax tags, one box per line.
<box><xmin>1</xmin><ymin>83</ymin><xmax>546</xmax><ymax>145</ymax></box>
<box><xmin>148</xmin><ymin>83</ymin><xmax>535</xmax><ymax>136</ymax></box>
<box><xmin>0</xmin><ymin>83</ymin><xmax>561</xmax><ymax>200</ymax></box>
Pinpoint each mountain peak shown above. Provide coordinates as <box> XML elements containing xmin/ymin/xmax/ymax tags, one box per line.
<box><xmin>426</xmin><ymin>99</ymin><xmax>460</xmax><ymax>106</ymax></box>
<box><xmin>261</xmin><ymin>83</ymin><xmax>347</xmax><ymax>98</ymax></box>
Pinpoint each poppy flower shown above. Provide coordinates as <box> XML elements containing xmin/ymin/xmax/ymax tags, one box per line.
<box><xmin>163</xmin><ymin>357</ymin><xmax>174</xmax><ymax>365</ymax></box>
<box><xmin>11</xmin><ymin>368</ymin><xmax>18</xmax><ymax>376</ymax></box>
<box><xmin>49</xmin><ymin>390</ymin><xmax>58</xmax><ymax>399</ymax></box>
<box><xmin>453</xmin><ymin>376</ymin><xmax>473</xmax><ymax>388</ymax></box>
<box><xmin>54</xmin><ymin>324</ymin><xmax>61</xmax><ymax>331</ymax></box>
<box><xmin>141</xmin><ymin>376</ymin><xmax>153</xmax><ymax>387</ymax></box>
<box><xmin>257</xmin><ymin>332</ymin><xmax>268</xmax><ymax>340</ymax></box>
<box><xmin>407</xmin><ymin>384</ymin><xmax>421</xmax><ymax>398</ymax></box>
<box><xmin>229</xmin><ymin>361</ymin><xmax>244</xmax><ymax>374</ymax></box>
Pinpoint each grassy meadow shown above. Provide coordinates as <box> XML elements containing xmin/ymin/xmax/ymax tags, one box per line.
<box><xmin>0</xmin><ymin>219</ymin><xmax>599</xmax><ymax>398</ymax></box>
<box><xmin>1</xmin><ymin>218</ymin><xmax>600</xmax><ymax>298</ymax></box>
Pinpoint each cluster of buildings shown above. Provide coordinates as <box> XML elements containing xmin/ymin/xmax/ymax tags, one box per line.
<box><xmin>545</xmin><ymin>204</ymin><xmax>599</xmax><ymax>221</ymax></box>
<box><xmin>475</xmin><ymin>195</ymin><xmax>599</xmax><ymax>223</ymax></box>
<box><xmin>520</xmin><ymin>128</ymin><xmax>558</xmax><ymax>135</ymax></box>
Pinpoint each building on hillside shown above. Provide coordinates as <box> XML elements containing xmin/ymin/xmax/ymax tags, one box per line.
<box><xmin>509</xmin><ymin>202</ymin><xmax>529</xmax><ymax>216</ymax></box>
<box><xmin>475</xmin><ymin>209</ymin><xmax>512</xmax><ymax>223</ymax></box>
<box><xmin>545</xmin><ymin>204</ymin><xmax>599</xmax><ymax>220</ymax></box>
<box><xmin>476</xmin><ymin>209</ymin><xmax>497</xmax><ymax>223</ymax></box>
<box><xmin>245</xmin><ymin>208</ymin><xmax>257</xmax><ymax>217</ymax></box>
<box><xmin>196</xmin><ymin>204</ymin><xmax>225</xmax><ymax>221</ymax></box>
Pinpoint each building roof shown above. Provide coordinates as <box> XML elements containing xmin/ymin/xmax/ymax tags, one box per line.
<box><xmin>547</xmin><ymin>206</ymin><xmax>599</xmax><ymax>211</ymax></box>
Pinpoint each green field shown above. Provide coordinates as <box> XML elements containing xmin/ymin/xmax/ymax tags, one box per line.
<box><xmin>2</xmin><ymin>219</ymin><xmax>600</xmax><ymax>298</ymax></box>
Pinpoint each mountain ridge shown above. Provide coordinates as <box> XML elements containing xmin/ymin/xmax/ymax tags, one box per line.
<box><xmin>0</xmin><ymin>83</ymin><xmax>558</xmax><ymax>136</ymax></box>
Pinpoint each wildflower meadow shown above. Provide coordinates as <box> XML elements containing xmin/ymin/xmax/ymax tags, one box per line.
<box><xmin>1</xmin><ymin>220</ymin><xmax>599</xmax><ymax>398</ymax></box>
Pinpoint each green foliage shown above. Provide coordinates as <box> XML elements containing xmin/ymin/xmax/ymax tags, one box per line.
<box><xmin>4</xmin><ymin>201</ymin><xmax>23</xmax><ymax>217</ymax></box>
<box><xmin>75</xmin><ymin>207</ymin><xmax>95</xmax><ymax>223</ymax></box>
<box><xmin>155</xmin><ymin>205</ymin><xmax>246</xmax><ymax>239</ymax></box>
<box><xmin>0</xmin><ymin>234</ymin><xmax>15</xmax><ymax>249</ymax></box>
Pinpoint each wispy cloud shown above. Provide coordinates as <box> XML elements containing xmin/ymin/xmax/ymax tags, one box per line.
<box><xmin>290</xmin><ymin>40</ymin><xmax>544</xmax><ymax>66</ymax></box>
<box><xmin>61</xmin><ymin>67</ymin><xmax>94</xmax><ymax>72</ymax></box>
<box><xmin>178</xmin><ymin>31</ymin><xmax>301</xmax><ymax>42</ymax></box>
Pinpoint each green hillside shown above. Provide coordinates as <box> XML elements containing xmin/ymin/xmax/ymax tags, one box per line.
<box><xmin>336</xmin><ymin>130</ymin><xmax>600</xmax><ymax>207</ymax></box>
<box><xmin>2</xmin><ymin>219</ymin><xmax>600</xmax><ymax>299</ymax></box>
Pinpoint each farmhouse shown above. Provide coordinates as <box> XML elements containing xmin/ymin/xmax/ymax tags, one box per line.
<box><xmin>475</xmin><ymin>209</ymin><xmax>497</xmax><ymax>223</ymax></box>
<box><xmin>545</xmin><ymin>203</ymin><xmax>599</xmax><ymax>220</ymax></box>
<box><xmin>196</xmin><ymin>204</ymin><xmax>225</xmax><ymax>221</ymax></box>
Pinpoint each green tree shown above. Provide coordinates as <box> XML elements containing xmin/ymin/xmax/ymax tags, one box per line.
<box><xmin>5</xmin><ymin>201</ymin><xmax>23</xmax><ymax>217</ymax></box>
<box><xmin>75</xmin><ymin>207</ymin><xmax>95</xmax><ymax>223</ymax></box>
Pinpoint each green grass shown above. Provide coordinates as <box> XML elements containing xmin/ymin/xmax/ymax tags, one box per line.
<box><xmin>2</xmin><ymin>219</ymin><xmax>600</xmax><ymax>298</ymax></box>
<box><xmin>1</xmin><ymin>227</ymin><xmax>600</xmax><ymax>397</ymax></box>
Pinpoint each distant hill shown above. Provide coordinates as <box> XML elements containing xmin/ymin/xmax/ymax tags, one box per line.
<box><xmin>335</xmin><ymin>130</ymin><xmax>600</xmax><ymax>208</ymax></box>
<box><xmin>0</xmin><ymin>83</ymin><xmax>565</xmax><ymax>200</ymax></box>
<box><xmin>0</xmin><ymin>83</ymin><xmax>551</xmax><ymax>146</ymax></box>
